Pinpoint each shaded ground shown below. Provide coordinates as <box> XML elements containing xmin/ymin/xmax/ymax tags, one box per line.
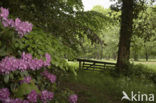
<box><xmin>60</xmin><ymin>71</ymin><xmax>122</xmax><ymax>103</ymax></box>
<box><xmin>61</xmin><ymin>79</ymin><xmax>121</xmax><ymax>103</ymax></box>
<box><xmin>59</xmin><ymin>70</ymin><xmax>156</xmax><ymax>103</ymax></box>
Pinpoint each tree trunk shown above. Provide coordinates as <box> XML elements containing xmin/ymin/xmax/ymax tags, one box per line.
<box><xmin>116</xmin><ymin>0</ymin><xmax>134</xmax><ymax>71</ymax></box>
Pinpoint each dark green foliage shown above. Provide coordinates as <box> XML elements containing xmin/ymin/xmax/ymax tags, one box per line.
<box><xmin>133</xmin><ymin>8</ymin><xmax>155</xmax><ymax>41</ymax></box>
<box><xmin>0</xmin><ymin>0</ymin><xmax>83</xmax><ymax>29</ymax></box>
<box><xmin>119</xmin><ymin>63</ymin><xmax>156</xmax><ymax>84</ymax></box>
<box><xmin>0</xmin><ymin>0</ymin><xmax>114</xmax><ymax>50</ymax></box>
<box><xmin>76</xmin><ymin>6</ymin><xmax>119</xmax><ymax>59</ymax></box>
<box><xmin>14</xmin><ymin>83</ymin><xmax>40</xmax><ymax>98</ymax></box>
<box><xmin>0</xmin><ymin>22</ymin><xmax>19</xmax><ymax>58</ymax></box>
<box><xmin>75</xmin><ymin>11</ymin><xmax>113</xmax><ymax>44</ymax></box>
<box><xmin>131</xmin><ymin>6</ymin><xmax>156</xmax><ymax>61</ymax></box>
<box><xmin>53</xmin><ymin>88</ymin><xmax>74</xmax><ymax>103</ymax></box>
<box><xmin>14</xmin><ymin>28</ymin><xmax>76</xmax><ymax>70</ymax></box>
<box><xmin>0</xmin><ymin>70</ymin><xmax>36</xmax><ymax>97</ymax></box>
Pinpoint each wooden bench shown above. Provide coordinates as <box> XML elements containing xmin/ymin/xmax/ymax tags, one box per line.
<box><xmin>77</xmin><ymin>58</ymin><xmax>116</xmax><ymax>71</ymax></box>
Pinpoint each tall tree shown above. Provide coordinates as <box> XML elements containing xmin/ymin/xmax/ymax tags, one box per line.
<box><xmin>116</xmin><ymin>0</ymin><xmax>134</xmax><ymax>71</ymax></box>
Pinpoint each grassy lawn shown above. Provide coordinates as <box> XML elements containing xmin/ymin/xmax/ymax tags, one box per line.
<box><xmin>133</xmin><ymin>61</ymin><xmax>156</xmax><ymax>71</ymax></box>
<box><xmin>61</xmin><ymin>71</ymin><xmax>156</xmax><ymax>103</ymax></box>
<box><xmin>65</xmin><ymin>60</ymin><xmax>156</xmax><ymax>103</ymax></box>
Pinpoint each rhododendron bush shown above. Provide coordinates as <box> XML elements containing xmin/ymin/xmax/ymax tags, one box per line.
<box><xmin>0</xmin><ymin>7</ymin><xmax>32</xmax><ymax>37</ymax></box>
<box><xmin>0</xmin><ymin>7</ymin><xmax>78</xmax><ymax>103</ymax></box>
<box><xmin>14</xmin><ymin>29</ymin><xmax>77</xmax><ymax>71</ymax></box>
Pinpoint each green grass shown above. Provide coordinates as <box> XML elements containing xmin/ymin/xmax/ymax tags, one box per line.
<box><xmin>61</xmin><ymin>70</ymin><xmax>156</xmax><ymax>103</ymax></box>
<box><xmin>65</xmin><ymin>60</ymin><xmax>156</xmax><ymax>103</ymax></box>
<box><xmin>133</xmin><ymin>61</ymin><xmax>156</xmax><ymax>71</ymax></box>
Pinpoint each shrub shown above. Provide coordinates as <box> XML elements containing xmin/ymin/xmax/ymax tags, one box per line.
<box><xmin>14</xmin><ymin>28</ymin><xmax>77</xmax><ymax>71</ymax></box>
<box><xmin>0</xmin><ymin>7</ymin><xmax>78</xmax><ymax>103</ymax></box>
<box><xmin>118</xmin><ymin>63</ymin><xmax>156</xmax><ymax>84</ymax></box>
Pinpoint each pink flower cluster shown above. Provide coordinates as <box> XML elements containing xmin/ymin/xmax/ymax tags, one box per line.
<box><xmin>0</xmin><ymin>52</ymin><xmax>51</xmax><ymax>74</ymax></box>
<box><xmin>0</xmin><ymin>88</ymin><xmax>10</xmax><ymax>100</ymax></box>
<box><xmin>40</xmin><ymin>90</ymin><xmax>54</xmax><ymax>103</ymax></box>
<box><xmin>41</xmin><ymin>70</ymin><xmax>56</xmax><ymax>83</ymax></box>
<box><xmin>0</xmin><ymin>7</ymin><xmax>33</xmax><ymax>37</ymax></box>
<box><xmin>27</xmin><ymin>90</ymin><xmax>54</xmax><ymax>103</ymax></box>
<box><xmin>1</xmin><ymin>98</ymin><xmax>29</xmax><ymax>103</ymax></box>
<box><xmin>0</xmin><ymin>88</ymin><xmax>27</xmax><ymax>103</ymax></box>
<box><xmin>69</xmin><ymin>94</ymin><xmax>78</xmax><ymax>103</ymax></box>
<box><xmin>27</xmin><ymin>90</ymin><xmax>38</xmax><ymax>103</ymax></box>
<box><xmin>0</xmin><ymin>8</ymin><xmax>9</xmax><ymax>19</ymax></box>
<box><xmin>20</xmin><ymin>76</ymin><xmax>32</xmax><ymax>84</ymax></box>
<box><xmin>0</xmin><ymin>88</ymin><xmax>54</xmax><ymax>103</ymax></box>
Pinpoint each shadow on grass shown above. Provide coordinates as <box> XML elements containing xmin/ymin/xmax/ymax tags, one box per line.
<box><xmin>59</xmin><ymin>70</ymin><xmax>156</xmax><ymax>103</ymax></box>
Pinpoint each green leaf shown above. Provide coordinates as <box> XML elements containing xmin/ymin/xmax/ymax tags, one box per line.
<box><xmin>4</xmin><ymin>74</ymin><xmax>10</xmax><ymax>83</ymax></box>
<box><xmin>14</xmin><ymin>83</ymin><xmax>40</xmax><ymax>98</ymax></box>
<box><xmin>9</xmin><ymin>73</ymin><xmax>14</xmax><ymax>79</ymax></box>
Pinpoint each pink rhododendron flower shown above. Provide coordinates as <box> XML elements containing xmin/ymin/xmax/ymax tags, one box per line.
<box><xmin>22</xmin><ymin>52</ymin><xmax>32</xmax><ymax>61</ymax></box>
<box><xmin>11</xmin><ymin>98</ymin><xmax>23</xmax><ymax>103</ymax></box>
<box><xmin>0</xmin><ymin>53</ymin><xmax>51</xmax><ymax>74</ymax></box>
<box><xmin>1</xmin><ymin>18</ymin><xmax>14</xmax><ymax>28</ymax></box>
<box><xmin>22</xmin><ymin>100</ymin><xmax>29</xmax><ymax>103</ymax></box>
<box><xmin>27</xmin><ymin>90</ymin><xmax>38</xmax><ymax>103</ymax></box>
<box><xmin>44</xmin><ymin>53</ymin><xmax>51</xmax><ymax>66</ymax></box>
<box><xmin>41</xmin><ymin>70</ymin><xmax>56</xmax><ymax>83</ymax></box>
<box><xmin>69</xmin><ymin>94</ymin><xmax>78</xmax><ymax>103</ymax></box>
<box><xmin>1</xmin><ymin>19</ymin><xmax>9</xmax><ymax>27</ymax></box>
<box><xmin>0</xmin><ymin>7</ymin><xmax>33</xmax><ymax>37</ymax></box>
<box><xmin>40</xmin><ymin>90</ymin><xmax>54</xmax><ymax>103</ymax></box>
<box><xmin>14</xmin><ymin>18</ymin><xmax>33</xmax><ymax>37</ymax></box>
<box><xmin>0</xmin><ymin>7</ymin><xmax>9</xmax><ymax>18</ymax></box>
<box><xmin>0</xmin><ymin>88</ymin><xmax>10</xmax><ymax>100</ymax></box>
<box><xmin>20</xmin><ymin>76</ymin><xmax>32</xmax><ymax>84</ymax></box>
